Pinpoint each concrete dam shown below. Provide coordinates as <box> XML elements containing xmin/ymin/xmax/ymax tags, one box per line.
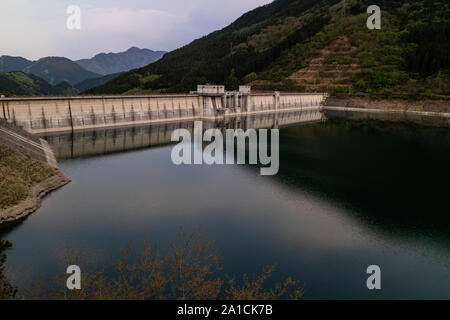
<box><xmin>0</xmin><ymin>85</ymin><xmax>326</xmax><ymax>134</ymax></box>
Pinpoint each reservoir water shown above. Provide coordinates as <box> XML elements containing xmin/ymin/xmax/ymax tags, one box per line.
<box><xmin>1</xmin><ymin>112</ymin><xmax>449</xmax><ymax>299</ymax></box>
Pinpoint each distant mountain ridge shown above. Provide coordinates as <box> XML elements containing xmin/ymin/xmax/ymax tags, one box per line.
<box><xmin>0</xmin><ymin>47</ymin><xmax>166</xmax><ymax>95</ymax></box>
<box><xmin>23</xmin><ymin>57</ymin><xmax>101</xmax><ymax>86</ymax></box>
<box><xmin>76</xmin><ymin>47</ymin><xmax>166</xmax><ymax>76</ymax></box>
<box><xmin>0</xmin><ymin>56</ymin><xmax>34</xmax><ymax>72</ymax></box>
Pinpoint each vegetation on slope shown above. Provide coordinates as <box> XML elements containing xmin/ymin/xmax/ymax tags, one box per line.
<box><xmin>89</xmin><ymin>0</ymin><xmax>449</xmax><ymax>100</ymax></box>
<box><xmin>25</xmin><ymin>229</ymin><xmax>304</xmax><ymax>300</ymax></box>
<box><xmin>0</xmin><ymin>71</ymin><xmax>78</xmax><ymax>96</ymax></box>
<box><xmin>0</xmin><ymin>144</ymin><xmax>57</xmax><ymax>209</ymax></box>
<box><xmin>0</xmin><ymin>239</ymin><xmax>16</xmax><ymax>300</ymax></box>
<box><xmin>74</xmin><ymin>72</ymin><xmax>123</xmax><ymax>93</ymax></box>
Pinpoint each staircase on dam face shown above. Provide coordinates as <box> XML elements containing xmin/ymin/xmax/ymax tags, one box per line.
<box><xmin>0</xmin><ymin>86</ymin><xmax>327</xmax><ymax>135</ymax></box>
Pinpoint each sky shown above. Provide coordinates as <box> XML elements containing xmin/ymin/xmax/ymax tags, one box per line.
<box><xmin>0</xmin><ymin>0</ymin><xmax>272</xmax><ymax>61</ymax></box>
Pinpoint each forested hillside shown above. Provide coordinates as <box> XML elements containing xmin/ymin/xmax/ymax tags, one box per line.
<box><xmin>88</xmin><ymin>0</ymin><xmax>449</xmax><ymax>99</ymax></box>
<box><xmin>74</xmin><ymin>72</ymin><xmax>123</xmax><ymax>92</ymax></box>
<box><xmin>0</xmin><ymin>71</ymin><xmax>78</xmax><ymax>96</ymax></box>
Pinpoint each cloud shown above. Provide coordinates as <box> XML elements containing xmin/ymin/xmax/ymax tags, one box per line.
<box><xmin>0</xmin><ymin>0</ymin><xmax>273</xmax><ymax>60</ymax></box>
<box><xmin>56</xmin><ymin>6</ymin><xmax>192</xmax><ymax>58</ymax></box>
<box><xmin>85</xmin><ymin>7</ymin><xmax>188</xmax><ymax>34</ymax></box>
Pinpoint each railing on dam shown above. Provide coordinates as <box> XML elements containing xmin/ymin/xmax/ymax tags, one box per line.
<box><xmin>0</xmin><ymin>90</ymin><xmax>326</xmax><ymax>134</ymax></box>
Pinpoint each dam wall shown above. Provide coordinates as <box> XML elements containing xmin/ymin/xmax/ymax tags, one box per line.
<box><xmin>1</xmin><ymin>90</ymin><xmax>326</xmax><ymax>134</ymax></box>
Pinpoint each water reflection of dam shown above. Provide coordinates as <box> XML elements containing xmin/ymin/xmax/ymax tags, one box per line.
<box><xmin>42</xmin><ymin>109</ymin><xmax>324</xmax><ymax>160</ymax></box>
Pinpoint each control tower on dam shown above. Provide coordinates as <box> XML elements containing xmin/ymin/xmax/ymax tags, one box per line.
<box><xmin>0</xmin><ymin>85</ymin><xmax>326</xmax><ymax>134</ymax></box>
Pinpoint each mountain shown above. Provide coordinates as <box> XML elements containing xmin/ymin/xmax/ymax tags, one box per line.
<box><xmin>76</xmin><ymin>47</ymin><xmax>166</xmax><ymax>76</ymax></box>
<box><xmin>88</xmin><ymin>0</ymin><xmax>450</xmax><ymax>99</ymax></box>
<box><xmin>0</xmin><ymin>48</ymin><xmax>165</xmax><ymax>94</ymax></box>
<box><xmin>74</xmin><ymin>72</ymin><xmax>123</xmax><ymax>92</ymax></box>
<box><xmin>0</xmin><ymin>71</ymin><xmax>78</xmax><ymax>96</ymax></box>
<box><xmin>23</xmin><ymin>57</ymin><xmax>101</xmax><ymax>86</ymax></box>
<box><xmin>0</xmin><ymin>56</ymin><xmax>34</xmax><ymax>72</ymax></box>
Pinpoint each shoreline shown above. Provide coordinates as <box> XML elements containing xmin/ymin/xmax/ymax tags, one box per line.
<box><xmin>322</xmin><ymin>106</ymin><xmax>450</xmax><ymax>118</ymax></box>
<box><xmin>0</xmin><ymin>173</ymin><xmax>70</xmax><ymax>226</ymax></box>
<box><xmin>324</xmin><ymin>96</ymin><xmax>449</xmax><ymax>113</ymax></box>
<box><xmin>0</xmin><ymin>123</ymin><xmax>69</xmax><ymax>226</ymax></box>
<box><xmin>323</xmin><ymin>96</ymin><xmax>450</xmax><ymax>127</ymax></box>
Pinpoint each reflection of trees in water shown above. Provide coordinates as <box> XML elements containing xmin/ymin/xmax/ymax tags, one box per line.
<box><xmin>25</xmin><ymin>229</ymin><xmax>305</xmax><ymax>300</ymax></box>
<box><xmin>0</xmin><ymin>239</ymin><xmax>16</xmax><ymax>300</ymax></box>
<box><xmin>275</xmin><ymin>121</ymin><xmax>450</xmax><ymax>245</ymax></box>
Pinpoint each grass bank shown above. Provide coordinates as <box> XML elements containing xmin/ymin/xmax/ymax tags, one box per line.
<box><xmin>0</xmin><ymin>143</ymin><xmax>68</xmax><ymax>215</ymax></box>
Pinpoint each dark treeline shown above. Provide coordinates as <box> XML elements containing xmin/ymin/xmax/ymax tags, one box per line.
<box><xmin>403</xmin><ymin>22</ymin><xmax>450</xmax><ymax>77</ymax></box>
<box><xmin>0</xmin><ymin>240</ymin><xmax>16</xmax><ymax>299</ymax></box>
